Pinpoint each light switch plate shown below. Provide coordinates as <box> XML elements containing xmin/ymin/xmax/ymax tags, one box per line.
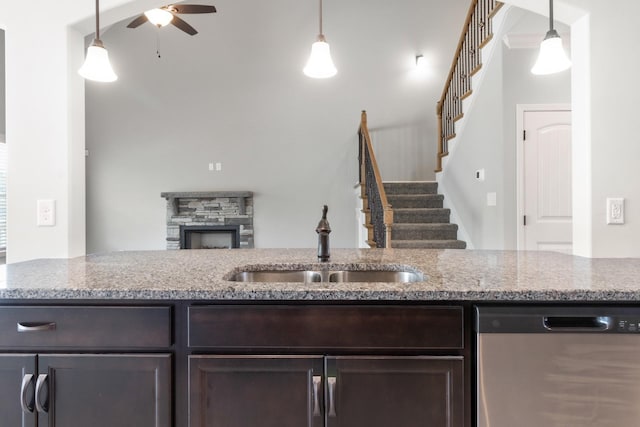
<box><xmin>487</xmin><ymin>192</ymin><xmax>497</xmax><ymax>207</ymax></box>
<box><xmin>606</xmin><ymin>197</ymin><xmax>624</xmax><ymax>224</ymax></box>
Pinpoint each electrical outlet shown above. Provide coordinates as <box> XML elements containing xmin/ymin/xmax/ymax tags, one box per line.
<box><xmin>37</xmin><ymin>199</ymin><xmax>56</xmax><ymax>226</ymax></box>
<box><xmin>487</xmin><ymin>192</ymin><xmax>497</xmax><ymax>206</ymax></box>
<box><xmin>208</xmin><ymin>163</ymin><xmax>214</xmax><ymax>171</ymax></box>
<box><xmin>215</xmin><ymin>162</ymin><xmax>222</xmax><ymax>171</ymax></box>
<box><xmin>607</xmin><ymin>198</ymin><xmax>624</xmax><ymax>224</ymax></box>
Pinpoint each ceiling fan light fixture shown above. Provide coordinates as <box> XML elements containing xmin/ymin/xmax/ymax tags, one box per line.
<box><xmin>79</xmin><ymin>0</ymin><xmax>117</xmax><ymax>82</ymax></box>
<box><xmin>531</xmin><ymin>0</ymin><xmax>571</xmax><ymax>75</ymax></box>
<box><xmin>304</xmin><ymin>0</ymin><xmax>337</xmax><ymax>79</ymax></box>
<box><xmin>144</xmin><ymin>8</ymin><xmax>174</xmax><ymax>27</ymax></box>
<box><xmin>304</xmin><ymin>35</ymin><xmax>337</xmax><ymax>78</ymax></box>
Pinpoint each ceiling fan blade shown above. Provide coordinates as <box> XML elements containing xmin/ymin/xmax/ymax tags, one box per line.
<box><xmin>127</xmin><ymin>14</ymin><xmax>149</xmax><ymax>28</ymax></box>
<box><xmin>169</xmin><ymin>4</ymin><xmax>216</xmax><ymax>14</ymax></box>
<box><xmin>170</xmin><ymin>15</ymin><xmax>198</xmax><ymax>35</ymax></box>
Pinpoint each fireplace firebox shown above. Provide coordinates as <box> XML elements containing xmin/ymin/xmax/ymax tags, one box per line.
<box><xmin>180</xmin><ymin>225</ymin><xmax>241</xmax><ymax>249</ymax></box>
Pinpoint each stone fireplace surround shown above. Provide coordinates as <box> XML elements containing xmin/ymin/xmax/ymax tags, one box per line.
<box><xmin>161</xmin><ymin>191</ymin><xmax>254</xmax><ymax>250</ymax></box>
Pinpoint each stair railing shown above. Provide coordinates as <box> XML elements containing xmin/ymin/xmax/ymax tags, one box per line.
<box><xmin>436</xmin><ymin>0</ymin><xmax>503</xmax><ymax>172</ymax></box>
<box><xmin>358</xmin><ymin>111</ymin><xmax>393</xmax><ymax>248</ymax></box>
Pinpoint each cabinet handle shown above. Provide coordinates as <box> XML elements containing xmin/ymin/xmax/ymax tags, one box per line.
<box><xmin>17</xmin><ymin>322</ymin><xmax>56</xmax><ymax>332</ymax></box>
<box><xmin>312</xmin><ymin>375</ymin><xmax>321</xmax><ymax>416</ymax></box>
<box><xmin>327</xmin><ymin>376</ymin><xmax>337</xmax><ymax>417</ymax></box>
<box><xmin>35</xmin><ymin>374</ymin><xmax>49</xmax><ymax>413</ymax></box>
<box><xmin>20</xmin><ymin>374</ymin><xmax>35</xmax><ymax>413</ymax></box>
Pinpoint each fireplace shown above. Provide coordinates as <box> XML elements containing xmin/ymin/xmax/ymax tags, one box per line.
<box><xmin>180</xmin><ymin>225</ymin><xmax>240</xmax><ymax>249</ymax></box>
<box><xmin>161</xmin><ymin>191</ymin><xmax>254</xmax><ymax>250</ymax></box>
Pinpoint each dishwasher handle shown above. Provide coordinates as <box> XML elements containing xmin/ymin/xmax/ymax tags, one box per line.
<box><xmin>543</xmin><ymin>316</ymin><xmax>613</xmax><ymax>331</ymax></box>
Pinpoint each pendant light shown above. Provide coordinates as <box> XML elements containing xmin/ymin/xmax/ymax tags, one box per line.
<box><xmin>79</xmin><ymin>0</ymin><xmax>118</xmax><ymax>82</ymax></box>
<box><xmin>531</xmin><ymin>0</ymin><xmax>571</xmax><ymax>75</ymax></box>
<box><xmin>303</xmin><ymin>0</ymin><xmax>337</xmax><ymax>79</ymax></box>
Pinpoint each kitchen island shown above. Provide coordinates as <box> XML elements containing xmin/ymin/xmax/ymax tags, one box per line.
<box><xmin>2</xmin><ymin>248</ymin><xmax>640</xmax><ymax>427</ymax></box>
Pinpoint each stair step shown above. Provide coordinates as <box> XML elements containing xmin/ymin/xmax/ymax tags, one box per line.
<box><xmin>391</xmin><ymin>239</ymin><xmax>467</xmax><ymax>249</ymax></box>
<box><xmin>392</xmin><ymin>223</ymin><xmax>458</xmax><ymax>240</ymax></box>
<box><xmin>383</xmin><ymin>182</ymin><xmax>438</xmax><ymax>195</ymax></box>
<box><xmin>387</xmin><ymin>194</ymin><xmax>443</xmax><ymax>209</ymax></box>
<box><xmin>393</xmin><ymin>208</ymin><xmax>450</xmax><ymax>224</ymax></box>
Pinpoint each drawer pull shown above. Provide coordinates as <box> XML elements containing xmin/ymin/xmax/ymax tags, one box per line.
<box><xmin>17</xmin><ymin>322</ymin><xmax>56</xmax><ymax>332</ymax></box>
<box><xmin>20</xmin><ymin>374</ymin><xmax>35</xmax><ymax>413</ymax></box>
<box><xmin>35</xmin><ymin>374</ymin><xmax>49</xmax><ymax>413</ymax></box>
<box><xmin>312</xmin><ymin>375</ymin><xmax>321</xmax><ymax>416</ymax></box>
<box><xmin>327</xmin><ymin>376</ymin><xmax>337</xmax><ymax>417</ymax></box>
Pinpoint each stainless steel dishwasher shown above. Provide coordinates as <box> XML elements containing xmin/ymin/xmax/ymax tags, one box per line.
<box><xmin>476</xmin><ymin>306</ymin><xmax>640</xmax><ymax>427</ymax></box>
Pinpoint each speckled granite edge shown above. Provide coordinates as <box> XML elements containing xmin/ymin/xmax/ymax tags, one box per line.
<box><xmin>0</xmin><ymin>248</ymin><xmax>639</xmax><ymax>301</ymax></box>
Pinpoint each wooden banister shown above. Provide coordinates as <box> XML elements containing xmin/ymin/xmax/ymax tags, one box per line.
<box><xmin>436</xmin><ymin>0</ymin><xmax>503</xmax><ymax>173</ymax></box>
<box><xmin>358</xmin><ymin>111</ymin><xmax>393</xmax><ymax>248</ymax></box>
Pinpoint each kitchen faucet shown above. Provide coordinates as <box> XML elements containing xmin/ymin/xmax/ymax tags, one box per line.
<box><xmin>316</xmin><ymin>205</ymin><xmax>331</xmax><ymax>262</ymax></box>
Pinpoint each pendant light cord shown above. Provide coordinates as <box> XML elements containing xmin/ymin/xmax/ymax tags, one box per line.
<box><xmin>548</xmin><ymin>0</ymin><xmax>554</xmax><ymax>31</ymax></box>
<box><xmin>95</xmin><ymin>0</ymin><xmax>101</xmax><ymax>41</ymax></box>
<box><xmin>319</xmin><ymin>0</ymin><xmax>323</xmax><ymax>36</ymax></box>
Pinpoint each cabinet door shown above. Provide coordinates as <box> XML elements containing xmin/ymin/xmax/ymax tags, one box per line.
<box><xmin>326</xmin><ymin>356</ymin><xmax>463</xmax><ymax>427</ymax></box>
<box><xmin>36</xmin><ymin>354</ymin><xmax>171</xmax><ymax>427</ymax></box>
<box><xmin>189</xmin><ymin>355</ymin><xmax>324</xmax><ymax>427</ymax></box>
<box><xmin>0</xmin><ymin>354</ymin><xmax>37</xmax><ymax>427</ymax></box>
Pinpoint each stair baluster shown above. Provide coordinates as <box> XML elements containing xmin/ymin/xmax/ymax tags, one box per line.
<box><xmin>435</xmin><ymin>0</ymin><xmax>503</xmax><ymax>173</ymax></box>
<box><xmin>358</xmin><ymin>111</ymin><xmax>393</xmax><ymax>248</ymax></box>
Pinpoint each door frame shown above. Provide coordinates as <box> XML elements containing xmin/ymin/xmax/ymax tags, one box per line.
<box><xmin>516</xmin><ymin>104</ymin><xmax>571</xmax><ymax>250</ymax></box>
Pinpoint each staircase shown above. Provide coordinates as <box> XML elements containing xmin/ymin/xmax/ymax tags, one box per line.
<box><xmin>384</xmin><ymin>182</ymin><xmax>466</xmax><ymax>249</ymax></box>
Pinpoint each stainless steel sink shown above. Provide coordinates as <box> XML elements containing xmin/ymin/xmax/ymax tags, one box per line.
<box><xmin>230</xmin><ymin>268</ymin><xmax>423</xmax><ymax>283</ymax></box>
<box><xmin>231</xmin><ymin>270</ymin><xmax>322</xmax><ymax>283</ymax></box>
<box><xmin>328</xmin><ymin>270</ymin><xmax>422</xmax><ymax>283</ymax></box>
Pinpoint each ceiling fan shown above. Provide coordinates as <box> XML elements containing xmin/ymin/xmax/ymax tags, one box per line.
<box><xmin>126</xmin><ymin>4</ymin><xmax>217</xmax><ymax>36</ymax></box>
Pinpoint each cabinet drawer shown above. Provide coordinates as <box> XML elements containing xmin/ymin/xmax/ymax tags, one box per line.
<box><xmin>189</xmin><ymin>305</ymin><xmax>463</xmax><ymax>350</ymax></box>
<box><xmin>0</xmin><ymin>306</ymin><xmax>172</xmax><ymax>349</ymax></box>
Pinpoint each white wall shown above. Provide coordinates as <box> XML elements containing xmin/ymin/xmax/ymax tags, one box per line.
<box><xmin>2</xmin><ymin>0</ymin><xmax>640</xmax><ymax>261</ymax></box>
<box><xmin>0</xmin><ymin>29</ymin><xmax>5</xmax><ymax>136</ymax></box>
<box><xmin>575</xmin><ymin>1</ymin><xmax>640</xmax><ymax>257</ymax></box>
<box><xmin>440</xmin><ymin>39</ymin><xmax>505</xmax><ymax>249</ymax></box>
<box><xmin>501</xmin><ymin>14</ymin><xmax>572</xmax><ymax>248</ymax></box>
<box><xmin>85</xmin><ymin>0</ymin><xmax>465</xmax><ymax>253</ymax></box>
<box><xmin>438</xmin><ymin>8</ymin><xmax>571</xmax><ymax>250</ymax></box>
<box><xmin>501</xmin><ymin>0</ymin><xmax>640</xmax><ymax>257</ymax></box>
<box><xmin>369</xmin><ymin>121</ymin><xmax>436</xmax><ymax>182</ymax></box>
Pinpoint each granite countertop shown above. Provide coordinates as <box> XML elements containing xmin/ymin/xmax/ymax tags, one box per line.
<box><xmin>0</xmin><ymin>248</ymin><xmax>639</xmax><ymax>301</ymax></box>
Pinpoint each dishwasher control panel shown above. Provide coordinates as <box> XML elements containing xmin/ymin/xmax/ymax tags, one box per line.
<box><xmin>616</xmin><ymin>319</ymin><xmax>640</xmax><ymax>332</ymax></box>
<box><xmin>476</xmin><ymin>306</ymin><xmax>640</xmax><ymax>334</ymax></box>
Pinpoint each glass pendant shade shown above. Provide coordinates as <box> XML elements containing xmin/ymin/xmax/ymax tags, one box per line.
<box><xmin>78</xmin><ymin>40</ymin><xmax>118</xmax><ymax>82</ymax></box>
<box><xmin>531</xmin><ymin>30</ymin><xmax>571</xmax><ymax>75</ymax></box>
<box><xmin>79</xmin><ymin>0</ymin><xmax>117</xmax><ymax>82</ymax></box>
<box><xmin>144</xmin><ymin>8</ymin><xmax>174</xmax><ymax>27</ymax></box>
<box><xmin>303</xmin><ymin>36</ymin><xmax>337</xmax><ymax>79</ymax></box>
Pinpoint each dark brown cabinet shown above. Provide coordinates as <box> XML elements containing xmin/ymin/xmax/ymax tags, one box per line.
<box><xmin>0</xmin><ymin>305</ymin><xmax>173</xmax><ymax>427</ymax></box>
<box><xmin>0</xmin><ymin>354</ymin><xmax>36</xmax><ymax>427</ymax></box>
<box><xmin>35</xmin><ymin>354</ymin><xmax>171</xmax><ymax>427</ymax></box>
<box><xmin>326</xmin><ymin>356</ymin><xmax>463</xmax><ymax>427</ymax></box>
<box><xmin>0</xmin><ymin>354</ymin><xmax>172</xmax><ymax>427</ymax></box>
<box><xmin>189</xmin><ymin>355</ymin><xmax>463</xmax><ymax>427</ymax></box>
<box><xmin>190</xmin><ymin>356</ymin><xmax>325</xmax><ymax>427</ymax></box>
<box><xmin>1</xmin><ymin>302</ymin><xmax>468</xmax><ymax>427</ymax></box>
<box><xmin>188</xmin><ymin>305</ymin><xmax>466</xmax><ymax>427</ymax></box>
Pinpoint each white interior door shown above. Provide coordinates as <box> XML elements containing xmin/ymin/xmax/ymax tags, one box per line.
<box><xmin>521</xmin><ymin>110</ymin><xmax>572</xmax><ymax>253</ymax></box>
